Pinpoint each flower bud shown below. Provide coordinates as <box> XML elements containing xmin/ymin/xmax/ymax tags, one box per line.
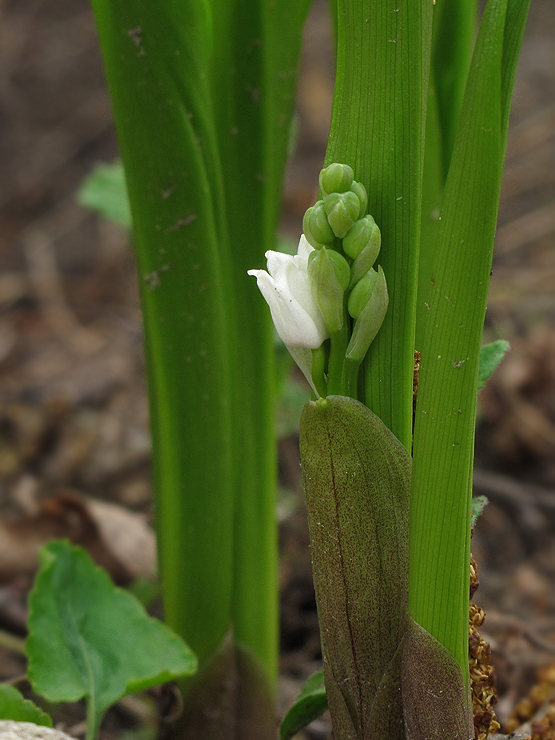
<box><xmin>324</xmin><ymin>191</ymin><xmax>360</xmax><ymax>239</ymax></box>
<box><xmin>346</xmin><ymin>266</ymin><xmax>388</xmax><ymax>362</ymax></box>
<box><xmin>347</xmin><ymin>269</ymin><xmax>379</xmax><ymax>319</ymax></box>
<box><xmin>319</xmin><ymin>163</ymin><xmax>354</xmax><ymax>196</ymax></box>
<box><xmin>343</xmin><ymin>214</ymin><xmax>380</xmax><ymax>259</ymax></box>
<box><xmin>350</xmin><ymin>180</ymin><xmax>368</xmax><ymax>219</ymax></box>
<box><xmin>303</xmin><ymin>200</ymin><xmax>336</xmax><ymax>248</ymax></box>
<box><xmin>308</xmin><ymin>247</ymin><xmax>350</xmax><ymax>333</ymax></box>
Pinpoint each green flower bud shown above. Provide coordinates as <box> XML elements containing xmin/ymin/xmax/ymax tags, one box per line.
<box><xmin>343</xmin><ymin>214</ymin><xmax>380</xmax><ymax>259</ymax></box>
<box><xmin>319</xmin><ymin>163</ymin><xmax>354</xmax><ymax>196</ymax></box>
<box><xmin>303</xmin><ymin>200</ymin><xmax>336</xmax><ymax>248</ymax></box>
<box><xmin>348</xmin><ymin>269</ymin><xmax>379</xmax><ymax>319</ymax></box>
<box><xmin>324</xmin><ymin>191</ymin><xmax>360</xmax><ymax>239</ymax></box>
<box><xmin>346</xmin><ymin>266</ymin><xmax>388</xmax><ymax>362</ymax></box>
<box><xmin>308</xmin><ymin>247</ymin><xmax>350</xmax><ymax>333</ymax></box>
<box><xmin>325</xmin><ymin>248</ymin><xmax>351</xmax><ymax>290</ymax></box>
<box><xmin>350</xmin><ymin>180</ymin><xmax>368</xmax><ymax>219</ymax></box>
<box><xmin>349</xmin><ymin>220</ymin><xmax>382</xmax><ymax>288</ymax></box>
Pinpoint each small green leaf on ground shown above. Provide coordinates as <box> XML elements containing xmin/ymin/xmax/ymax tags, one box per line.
<box><xmin>0</xmin><ymin>685</ymin><xmax>52</xmax><ymax>726</ymax></box>
<box><xmin>280</xmin><ymin>671</ymin><xmax>328</xmax><ymax>740</ymax></box>
<box><xmin>77</xmin><ymin>160</ymin><xmax>132</xmax><ymax>229</ymax></box>
<box><xmin>478</xmin><ymin>339</ymin><xmax>510</xmax><ymax>389</ymax></box>
<box><xmin>27</xmin><ymin>540</ymin><xmax>197</xmax><ymax>740</ymax></box>
<box><xmin>471</xmin><ymin>495</ymin><xmax>489</xmax><ymax>528</ymax></box>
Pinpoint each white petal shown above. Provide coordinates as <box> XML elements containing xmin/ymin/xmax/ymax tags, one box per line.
<box><xmin>282</xmin><ymin>262</ymin><xmax>329</xmax><ymax>342</ymax></box>
<box><xmin>265</xmin><ymin>250</ymin><xmax>293</xmax><ymax>277</ymax></box>
<box><xmin>297</xmin><ymin>234</ymin><xmax>315</xmax><ymax>262</ymax></box>
<box><xmin>247</xmin><ymin>269</ymin><xmax>266</xmax><ymax>278</ymax></box>
<box><xmin>248</xmin><ymin>235</ymin><xmax>329</xmax><ymax>350</ymax></box>
<box><xmin>249</xmin><ymin>268</ymin><xmax>325</xmax><ymax>348</ymax></box>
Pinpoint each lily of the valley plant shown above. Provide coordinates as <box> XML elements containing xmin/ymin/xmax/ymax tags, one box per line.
<box><xmin>90</xmin><ymin>0</ymin><xmax>531</xmax><ymax>736</ymax></box>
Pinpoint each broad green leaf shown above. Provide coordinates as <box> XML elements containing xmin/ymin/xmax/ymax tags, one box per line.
<box><xmin>300</xmin><ymin>395</ymin><xmax>410</xmax><ymax>739</ymax></box>
<box><xmin>478</xmin><ymin>339</ymin><xmax>510</xmax><ymax>389</ymax></box>
<box><xmin>280</xmin><ymin>671</ymin><xmax>327</xmax><ymax>740</ymax></box>
<box><xmin>411</xmin><ymin>0</ymin><xmax>531</xmax><ymax>676</ymax></box>
<box><xmin>431</xmin><ymin>0</ymin><xmax>478</xmax><ymax>181</ymax></box>
<box><xmin>324</xmin><ymin>0</ymin><xmax>433</xmax><ymax>450</ymax></box>
<box><xmin>91</xmin><ymin>0</ymin><xmax>238</xmax><ymax>679</ymax></box>
<box><xmin>0</xmin><ymin>685</ymin><xmax>52</xmax><ymax>727</ymax></box>
<box><xmin>77</xmin><ymin>161</ymin><xmax>131</xmax><ymax>229</ymax></box>
<box><xmin>208</xmin><ymin>0</ymin><xmax>312</xmax><ymax>685</ymax></box>
<box><xmin>27</xmin><ymin>541</ymin><xmax>197</xmax><ymax>740</ymax></box>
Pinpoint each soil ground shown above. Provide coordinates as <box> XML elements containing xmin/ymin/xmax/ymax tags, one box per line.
<box><xmin>0</xmin><ymin>1</ymin><xmax>554</xmax><ymax>738</ymax></box>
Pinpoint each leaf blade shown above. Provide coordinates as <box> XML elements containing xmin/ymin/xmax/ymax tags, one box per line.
<box><xmin>411</xmin><ymin>0</ymin><xmax>531</xmax><ymax>675</ymax></box>
<box><xmin>478</xmin><ymin>339</ymin><xmax>510</xmax><ymax>389</ymax></box>
<box><xmin>27</xmin><ymin>541</ymin><xmax>196</xmax><ymax>737</ymax></box>
<box><xmin>280</xmin><ymin>671</ymin><xmax>328</xmax><ymax>740</ymax></box>
<box><xmin>77</xmin><ymin>160</ymin><xmax>131</xmax><ymax>229</ymax></box>
<box><xmin>0</xmin><ymin>686</ymin><xmax>52</xmax><ymax>727</ymax></box>
<box><xmin>325</xmin><ymin>0</ymin><xmax>433</xmax><ymax>449</ymax></box>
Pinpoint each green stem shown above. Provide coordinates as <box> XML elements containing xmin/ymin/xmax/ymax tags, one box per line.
<box><xmin>343</xmin><ymin>357</ymin><xmax>361</xmax><ymax>400</ymax></box>
<box><xmin>85</xmin><ymin>698</ymin><xmax>99</xmax><ymax>740</ymax></box>
<box><xmin>311</xmin><ymin>345</ymin><xmax>328</xmax><ymax>398</ymax></box>
<box><xmin>326</xmin><ymin>312</ymin><xmax>350</xmax><ymax>396</ymax></box>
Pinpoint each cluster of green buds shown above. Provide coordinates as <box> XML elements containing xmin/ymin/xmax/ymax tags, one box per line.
<box><xmin>248</xmin><ymin>162</ymin><xmax>387</xmax><ymax>398</ymax></box>
<box><xmin>302</xmin><ymin>163</ymin><xmax>388</xmax><ymax>396</ymax></box>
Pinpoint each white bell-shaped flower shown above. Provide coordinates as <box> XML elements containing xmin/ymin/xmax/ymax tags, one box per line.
<box><xmin>248</xmin><ymin>236</ymin><xmax>329</xmax><ymax>349</ymax></box>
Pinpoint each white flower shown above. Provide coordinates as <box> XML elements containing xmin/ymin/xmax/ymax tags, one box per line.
<box><xmin>248</xmin><ymin>235</ymin><xmax>329</xmax><ymax>349</ymax></box>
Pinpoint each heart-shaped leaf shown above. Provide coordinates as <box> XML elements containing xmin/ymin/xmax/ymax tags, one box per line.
<box><xmin>27</xmin><ymin>540</ymin><xmax>197</xmax><ymax>740</ymax></box>
<box><xmin>0</xmin><ymin>685</ymin><xmax>52</xmax><ymax>727</ymax></box>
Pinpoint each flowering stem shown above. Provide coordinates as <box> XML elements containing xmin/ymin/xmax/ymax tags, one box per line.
<box><xmin>311</xmin><ymin>345</ymin><xmax>328</xmax><ymax>398</ymax></box>
<box><xmin>343</xmin><ymin>357</ymin><xmax>361</xmax><ymax>400</ymax></box>
<box><xmin>326</xmin><ymin>305</ymin><xmax>350</xmax><ymax>395</ymax></box>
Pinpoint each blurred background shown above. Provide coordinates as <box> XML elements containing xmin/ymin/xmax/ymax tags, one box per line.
<box><xmin>0</xmin><ymin>0</ymin><xmax>554</xmax><ymax>737</ymax></box>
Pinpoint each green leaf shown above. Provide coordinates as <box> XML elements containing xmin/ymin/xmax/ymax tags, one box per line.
<box><xmin>324</xmin><ymin>0</ymin><xmax>434</xmax><ymax>450</ymax></box>
<box><xmin>208</xmin><ymin>0</ymin><xmax>312</xmax><ymax>684</ymax></box>
<box><xmin>411</xmin><ymin>0</ymin><xmax>531</xmax><ymax>677</ymax></box>
<box><xmin>27</xmin><ymin>541</ymin><xmax>197</xmax><ymax>740</ymax></box>
<box><xmin>280</xmin><ymin>671</ymin><xmax>327</xmax><ymax>740</ymax></box>
<box><xmin>0</xmin><ymin>685</ymin><xmax>52</xmax><ymax>727</ymax></box>
<box><xmin>431</xmin><ymin>0</ymin><xmax>478</xmax><ymax>181</ymax></box>
<box><xmin>471</xmin><ymin>495</ymin><xmax>489</xmax><ymax>528</ymax></box>
<box><xmin>300</xmin><ymin>395</ymin><xmax>410</xmax><ymax>738</ymax></box>
<box><xmin>478</xmin><ymin>339</ymin><xmax>510</xmax><ymax>389</ymax></box>
<box><xmin>77</xmin><ymin>161</ymin><xmax>131</xmax><ymax>229</ymax></box>
<box><xmin>91</xmin><ymin>0</ymin><xmax>238</xmax><ymax>680</ymax></box>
